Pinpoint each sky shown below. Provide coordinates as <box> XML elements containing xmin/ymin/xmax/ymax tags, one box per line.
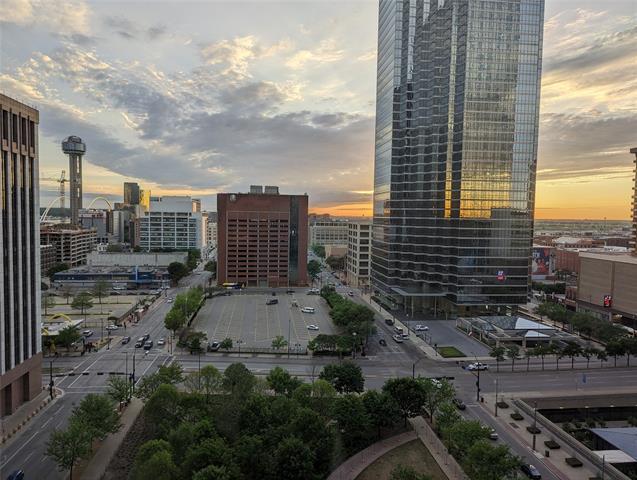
<box><xmin>1</xmin><ymin>0</ymin><xmax>635</xmax><ymax>220</ymax></box>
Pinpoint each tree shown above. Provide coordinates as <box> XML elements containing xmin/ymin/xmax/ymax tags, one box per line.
<box><xmin>59</xmin><ymin>284</ymin><xmax>73</xmax><ymax>304</ymax></box>
<box><xmin>596</xmin><ymin>348</ymin><xmax>608</xmax><ymax>368</ymax></box>
<box><xmin>421</xmin><ymin>378</ymin><xmax>455</xmax><ymax>423</ymax></box>
<box><xmin>271</xmin><ymin>335</ymin><xmax>288</xmax><ymax>350</ymax></box>
<box><xmin>620</xmin><ymin>337</ymin><xmax>637</xmax><ymax>367</ymax></box>
<box><xmin>222</xmin><ymin>362</ymin><xmax>256</xmax><ymax>398</ymax></box>
<box><xmin>130</xmin><ymin>440</ymin><xmax>179</xmax><ymax>480</ymax></box>
<box><xmin>46</xmin><ymin>420</ymin><xmax>92</xmax><ymax>480</ymax></box>
<box><xmin>71</xmin><ymin>291</ymin><xmax>93</xmax><ymax>315</ymax></box>
<box><xmin>563</xmin><ymin>342</ymin><xmax>582</xmax><ymax>369</ymax></box>
<box><xmin>307</xmin><ymin>259</ymin><xmax>321</xmax><ymax>279</ymax></box>
<box><xmin>145</xmin><ymin>384</ymin><xmax>180</xmax><ymax>436</ymax></box>
<box><xmin>506</xmin><ymin>345</ymin><xmax>520</xmax><ymax>372</ymax></box>
<box><xmin>489</xmin><ymin>346</ymin><xmax>506</xmax><ymax>372</ymax></box>
<box><xmin>167</xmin><ymin>262</ymin><xmax>188</xmax><ymax>284</ymax></box>
<box><xmin>72</xmin><ymin>393</ymin><xmax>120</xmax><ymax>440</ymax></box>
<box><xmin>325</xmin><ymin>255</ymin><xmax>345</xmax><ymax>271</ymax></box>
<box><xmin>605</xmin><ymin>339</ymin><xmax>625</xmax><ymax>367</ymax></box>
<box><xmin>274</xmin><ymin>437</ymin><xmax>315</xmax><ymax>480</ymax></box>
<box><xmin>319</xmin><ymin>361</ymin><xmax>364</xmax><ymax>394</ymax></box>
<box><xmin>534</xmin><ymin>302</ymin><xmax>552</xmax><ymax>325</ymax></box>
<box><xmin>42</xmin><ymin>294</ymin><xmax>56</xmax><ymax>315</ymax></box>
<box><xmin>442</xmin><ymin>419</ymin><xmax>490</xmax><ymax>460</ymax></box>
<box><xmin>193</xmin><ymin>465</ymin><xmax>236</xmax><ymax>480</ymax></box>
<box><xmin>362</xmin><ymin>390</ymin><xmax>400</xmax><ymax>439</ymax></box>
<box><xmin>204</xmin><ymin>260</ymin><xmax>217</xmax><ymax>274</ymax></box>
<box><xmin>463</xmin><ymin>440</ymin><xmax>521</xmax><ymax>480</ymax></box>
<box><xmin>548</xmin><ymin>343</ymin><xmax>564</xmax><ymax>370</ymax></box>
<box><xmin>220</xmin><ymin>337</ymin><xmax>233</xmax><ymax>351</ymax></box>
<box><xmin>390</xmin><ymin>465</ymin><xmax>433</xmax><ymax>480</ymax></box>
<box><xmin>332</xmin><ymin>394</ymin><xmax>372</xmax><ymax>454</ymax></box>
<box><xmin>47</xmin><ymin>262</ymin><xmax>69</xmax><ymax>279</ymax></box>
<box><xmin>524</xmin><ymin>348</ymin><xmax>536</xmax><ymax>372</ymax></box>
<box><xmin>57</xmin><ymin>325</ymin><xmax>81</xmax><ymax>351</ymax></box>
<box><xmin>383</xmin><ymin>377</ymin><xmax>427</xmax><ymax>426</ymax></box>
<box><xmin>311</xmin><ymin>244</ymin><xmax>325</xmax><ymax>258</ymax></box>
<box><xmin>532</xmin><ymin>344</ymin><xmax>549</xmax><ymax>371</ymax></box>
<box><xmin>266</xmin><ymin>366</ymin><xmax>302</xmax><ymax>397</ymax></box>
<box><xmin>91</xmin><ymin>280</ymin><xmax>110</xmax><ymax>313</ymax></box>
<box><xmin>186</xmin><ymin>330</ymin><xmax>207</xmax><ymax>354</ymax></box>
<box><xmin>136</xmin><ymin>363</ymin><xmax>184</xmax><ymax>401</ymax></box>
<box><xmin>184</xmin><ymin>364</ymin><xmax>221</xmax><ymax>399</ymax></box>
<box><xmin>164</xmin><ymin>308</ymin><xmax>186</xmax><ymax>335</ymax></box>
<box><xmin>107</xmin><ymin>375</ymin><xmax>131</xmax><ymax>405</ymax></box>
<box><xmin>435</xmin><ymin>402</ymin><xmax>462</xmax><ymax>435</ymax></box>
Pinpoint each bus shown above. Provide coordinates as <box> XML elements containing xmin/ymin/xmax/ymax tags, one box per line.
<box><xmin>222</xmin><ymin>282</ymin><xmax>242</xmax><ymax>290</ymax></box>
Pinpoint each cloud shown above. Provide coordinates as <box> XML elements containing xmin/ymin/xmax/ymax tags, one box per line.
<box><xmin>0</xmin><ymin>0</ymin><xmax>90</xmax><ymax>35</ymax></box>
<box><xmin>102</xmin><ymin>16</ymin><xmax>168</xmax><ymax>41</ymax></box>
<box><xmin>285</xmin><ymin>39</ymin><xmax>345</xmax><ymax>69</ymax></box>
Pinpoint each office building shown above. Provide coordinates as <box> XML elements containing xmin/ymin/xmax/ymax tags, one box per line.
<box><xmin>139</xmin><ymin>195</ymin><xmax>203</xmax><ymax>251</ymax></box>
<box><xmin>61</xmin><ymin>136</ymin><xmax>86</xmax><ymax>226</ymax></box>
<box><xmin>309</xmin><ymin>220</ymin><xmax>349</xmax><ymax>247</ymax></box>
<box><xmin>0</xmin><ymin>94</ymin><xmax>42</xmax><ymax>416</ymax></box>
<box><xmin>206</xmin><ymin>217</ymin><xmax>217</xmax><ymax>248</ymax></box>
<box><xmin>217</xmin><ymin>187</ymin><xmax>308</xmax><ymax>287</ymax></box>
<box><xmin>40</xmin><ymin>224</ymin><xmax>97</xmax><ymax>267</ymax></box>
<box><xmin>123</xmin><ymin>182</ymin><xmax>141</xmax><ymax>205</ymax></box>
<box><xmin>371</xmin><ymin>0</ymin><xmax>544</xmax><ymax>315</ymax></box>
<box><xmin>79</xmin><ymin>208</ymin><xmax>109</xmax><ymax>243</ymax></box>
<box><xmin>40</xmin><ymin>244</ymin><xmax>56</xmax><ymax>274</ymax></box>
<box><xmin>346</xmin><ymin>221</ymin><xmax>372</xmax><ymax>289</ymax></box>
<box><xmin>631</xmin><ymin>147</ymin><xmax>637</xmax><ymax>254</ymax></box>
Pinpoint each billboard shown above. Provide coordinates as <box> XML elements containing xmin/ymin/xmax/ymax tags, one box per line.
<box><xmin>532</xmin><ymin>247</ymin><xmax>554</xmax><ymax>277</ymax></box>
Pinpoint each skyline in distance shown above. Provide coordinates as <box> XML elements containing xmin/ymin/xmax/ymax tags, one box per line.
<box><xmin>1</xmin><ymin>0</ymin><xmax>635</xmax><ymax>220</ymax></box>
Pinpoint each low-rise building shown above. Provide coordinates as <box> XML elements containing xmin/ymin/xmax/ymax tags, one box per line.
<box><xmin>139</xmin><ymin>195</ymin><xmax>203</xmax><ymax>251</ymax></box>
<box><xmin>40</xmin><ymin>244</ymin><xmax>56</xmax><ymax>273</ymax></box>
<box><xmin>86</xmin><ymin>251</ymin><xmax>187</xmax><ymax>267</ymax></box>
<box><xmin>309</xmin><ymin>219</ymin><xmax>349</xmax><ymax>247</ymax></box>
<box><xmin>40</xmin><ymin>224</ymin><xmax>97</xmax><ymax>267</ymax></box>
<box><xmin>346</xmin><ymin>221</ymin><xmax>371</xmax><ymax>289</ymax></box>
<box><xmin>52</xmin><ymin>265</ymin><xmax>170</xmax><ymax>289</ymax></box>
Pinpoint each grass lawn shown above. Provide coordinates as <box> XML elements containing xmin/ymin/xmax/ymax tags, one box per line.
<box><xmin>357</xmin><ymin>439</ymin><xmax>448</xmax><ymax>480</ymax></box>
<box><xmin>437</xmin><ymin>346</ymin><xmax>465</xmax><ymax>358</ymax></box>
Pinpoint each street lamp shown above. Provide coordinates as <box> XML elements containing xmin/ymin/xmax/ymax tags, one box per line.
<box><xmin>237</xmin><ymin>339</ymin><xmax>244</xmax><ymax>358</ymax></box>
<box><xmin>412</xmin><ymin>357</ymin><xmax>424</xmax><ymax>379</ymax></box>
<box><xmin>49</xmin><ymin>359</ymin><xmax>55</xmax><ymax>399</ymax></box>
<box><xmin>532</xmin><ymin>401</ymin><xmax>538</xmax><ymax>451</ymax></box>
<box><xmin>352</xmin><ymin>332</ymin><xmax>357</xmax><ymax>360</ymax></box>
<box><xmin>494</xmin><ymin>378</ymin><xmax>499</xmax><ymax>417</ymax></box>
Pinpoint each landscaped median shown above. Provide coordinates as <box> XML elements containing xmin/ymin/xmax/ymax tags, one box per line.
<box><xmin>436</xmin><ymin>346</ymin><xmax>466</xmax><ymax>358</ymax></box>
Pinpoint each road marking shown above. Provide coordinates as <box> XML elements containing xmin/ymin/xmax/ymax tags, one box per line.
<box><xmin>40</xmin><ymin>416</ymin><xmax>54</xmax><ymax>430</ymax></box>
<box><xmin>0</xmin><ymin>431</ymin><xmax>40</xmax><ymax>469</ymax></box>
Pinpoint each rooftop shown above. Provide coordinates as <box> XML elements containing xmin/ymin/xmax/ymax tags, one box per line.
<box><xmin>579</xmin><ymin>252</ymin><xmax>637</xmax><ymax>265</ymax></box>
<box><xmin>590</xmin><ymin>427</ymin><xmax>637</xmax><ymax>462</ymax></box>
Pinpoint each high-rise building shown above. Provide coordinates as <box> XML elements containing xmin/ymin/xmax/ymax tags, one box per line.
<box><xmin>123</xmin><ymin>182</ymin><xmax>141</xmax><ymax>205</ymax></box>
<box><xmin>139</xmin><ymin>196</ymin><xmax>203</xmax><ymax>251</ymax></box>
<box><xmin>631</xmin><ymin>147</ymin><xmax>637</xmax><ymax>254</ymax></box>
<box><xmin>372</xmin><ymin>0</ymin><xmax>544</xmax><ymax>315</ymax></box>
<box><xmin>61</xmin><ymin>136</ymin><xmax>86</xmax><ymax>226</ymax></box>
<box><xmin>0</xmin><ymin>94</ymin><xmax>42</xmax><ymax>416</ymax></box>
<box><xmin>40</xmin><ymin>224</ymin><xmax>97</xmax><ymax>267</ymax></box>
<box><xmin>346</xmin><ymin>221</ymin><xmax>372</xmax><ymax>289</ymax></box>
<box><xmin>217</xmin><ymin>187</ymin><xmax>308</xmax><ymax>287</ymax></box>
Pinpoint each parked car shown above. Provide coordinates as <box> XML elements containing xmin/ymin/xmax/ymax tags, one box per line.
<box><xmin>82</xmin><ymin>330</ymin><xmax>93</xmax><ymax>337</ymax></box>
<box><xmin>143</xmin><ymin>340</ymin><xmax>154</xmax><ymax>350</ymax></box>
<box><xmin>106</xmin><ymin>324</ymin><xmax>118</xmax><ymax>331</ymax></box>
<box><xmin>452</xmin><ymin>397</ymin><xmax>466</xmax><ymax>410</ymax></box>
<box><xmin>392</xmin><ymin>334</ymin><xmax>404</xmax><ymax>343</ymax></box>
<box><xmin>384</xmin><ymin>318</ymin><xmax>395</xmax><ymax>326</ymax></box>
<box><xmin>379</xmin><ymin>338</ymin><xmax>387</xmax><ymax>346</ymax></box>
<box><xmin>167</xmin><ymin>298</ymin><xmax>173</xmax><ymax>303</ymax></box>
<box><xmin>414</xmin><ymin>324</ymin><xmax>429</xmax><ymax>331</ymax></box>
<box><xmin>121</xmin><ymin>336</ymin><xmax>131</xmax><ymax>345</ymax></box>
<box><xmin>307</xmin><ymin>325</ymin><xmax>319</xmax><ymax>331</ymax></box>
<box><xmin>208</xmin><ymin>341</ymin><xmax>220</xmax><ymax>352</ymax></box>
<box><xmin>488</xmin><ymin>429</ymin><xmax>499</xmax><ymax>440</ymax></box>
<box><xmin>301</xmin><ymin>307</ymin><xmax>315</xmax><ymax>313</ymax></box>
<box><xmin>157</xmin><ymin>338</ymin><xmax>165</xmax><ymax>346</ymax></box>
<box><xmin>286</xmin><ymin>289</ymin><xmax>295</xmax><ymax>294</ymax></box>
<box><xmin>520</xmin><ymin>464</ymin><xmax>542</xmax><ymax>479</ymax></box>
<box><xmin>467</xmin><ymin>362</ymin><xmax>488</xmax><ymax>371</ymax></box>
<box><xmin>266</xmin><ymin>298</ymin><xmax>279</xmax><ymax>305</ymax></box>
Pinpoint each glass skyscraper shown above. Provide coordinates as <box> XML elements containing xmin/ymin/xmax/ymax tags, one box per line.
<box><xmin>371</xmin><ymin>0</ymin><xmax>544</xmax><ymax>316</ymax></box>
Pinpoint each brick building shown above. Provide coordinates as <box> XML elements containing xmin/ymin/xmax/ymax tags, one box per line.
<box><xmin>217</xmin><ymin>187</ymin><xmax>308</xmax><ymax>287</ymax></box>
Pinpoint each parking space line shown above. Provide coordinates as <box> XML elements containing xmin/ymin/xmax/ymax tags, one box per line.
<box><xmin>275</xmin><ymin>300</ymin><xmax>283</xmax><ymax>337</ymax></box>
<box><xmin>211</xmin><ymin>297</ymin><xmax>229</xmax><ymax>341</ymax></box>
<box><xmin>265</xmin><ymin>297</ymin><xmax>270</xmax><ymax>341</ymax></box>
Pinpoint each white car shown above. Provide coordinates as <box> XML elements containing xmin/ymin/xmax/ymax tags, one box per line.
<box><xmin>467</xmin><ymin>362</ymin><xmax>489</xmax><ymax>371</ymax></box>
<box><xmin>301</xmin><ymin>307</ymin><xmax>315</xmax><ymax>313</ymax></box>
<box><xmin>157</xmin><ymin>338</ymin><xmax>165</xmax><ymax>346</ymax></box>
<box><xmin>82</xmin><ymin>330</ymin><xmax>93</xmax><ymax>337</ymax></box>
<box><xmin>414</xmin><ymin>324</ymin><xmax>429</xmax><ymax>331</ymax></box>
<box><xmin>167</xmin><ymin>298</ymin><xmax>173</xmax><ymax>303</ymax></box>
<box><xmin>105</xmin><ymin>324</ymin><xmax>118</xmax><ymax>331</ymax></box>
<box><xmin>392</xmin><ymin>334</ymin><xmax>404</xmax><ymax>343</ymax></box>
<box><xmin>307</xmin><ymin>325</ymin><xmax>319</xmax><ymax>331</ymax></box>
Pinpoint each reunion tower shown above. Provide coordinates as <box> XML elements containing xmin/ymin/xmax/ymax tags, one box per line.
<box><xmin>61</xmin><ymin>136</ymin><xmax>86</xmax><ymax>226</ymax></box>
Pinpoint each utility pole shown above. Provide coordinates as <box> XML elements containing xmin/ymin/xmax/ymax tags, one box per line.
<box><xmin>49</xmin><ymin>360</ymin><xmax>55</xmax><ymax>399</ymax></box>
<box><xmin>532</xmin><ymin>401</ymin><xmax>538</xmax><ymax>451</ymax></box>
<box><xmin>494</xmin><ymin>378</ymin><xmax>499</xmax><ymax>417</ymax></box>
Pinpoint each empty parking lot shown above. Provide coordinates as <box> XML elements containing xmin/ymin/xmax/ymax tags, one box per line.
<box><xmin>194</xmin><ymin>291</ymin><xmax>338</xmax><ymax>349</ymax></box>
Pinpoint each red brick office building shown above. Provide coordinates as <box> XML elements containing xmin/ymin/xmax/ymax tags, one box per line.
<box><xmin>217</xmin><ymin>186</ymin><xmax>308</xmax><ymax>287</ymax></box>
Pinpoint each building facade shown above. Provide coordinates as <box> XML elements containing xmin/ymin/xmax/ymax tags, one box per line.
<box><xmin>40</xmin><ymin>244</ymin><xmax>56</xmax><ymax>274</ymax></box>
<box><xmin>40</xmin><ymin>225</ymin><xmax>97</xmax><ymax>267</ymax></box>
<box><xmin>123</xmin><ymin>182</ymin><xmax>140</xmax><ymax>205</ymax></box>
<box><xmin>139</xmin><ymin>196</ymin><xmax>203</xmax><ymax>251</ymax></box>
<box><xmin>0</xmin><ymin>94</ymin><xmax>42</xmax><ymax>416</ymax></box>
<box><xmin>309</xmin><ymin>220</ymin><xmax>349</xmax><ymax>247</ymax></box>
<box><xmin>631</xmin><ymin>147</ymin><xmax>637</xmax><ymax>253</ymax></box>
<box><xmin>79</xmin><ymin>208</ymin><xmax>109</xmax><ymax>243</ymax></box>
<box><xmin>346</xmin><ymin>221</ymin><xmax>372</xmax><ymax>289</ymax></box>
<box><xmin>206</xmin><ymin>218</ymin><xmax>217</xmax><ymax>248</ymax></box>
<box><xmin>371</xmin><ymin>0</ymin><xmax>544</xmax><ymax>315</ymax></box>
<box><xmin>217</xmin><ymin>188</ymin><xmax>308</xmax><ymax>287</ymax></box>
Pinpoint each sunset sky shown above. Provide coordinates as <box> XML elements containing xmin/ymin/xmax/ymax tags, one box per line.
<box><xmin>1</xmin><ymin>0</ymin><xmax>635</xmax><ymax>219</ymax></box>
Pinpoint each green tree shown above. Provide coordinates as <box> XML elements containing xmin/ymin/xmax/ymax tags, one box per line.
<box><xmin>186</xmin><ymin>330</ymin><xmax>207</xmax><ymax>354</ymax></box>
<box><xmin>130</xmin><ymin>440</ymin><xmax>178</xmax><ymax>480</ymax></box>
<box><xmin>390</xmin><ymin>465</ymin><xmax>433</xmax><ymax>480</ymax></box>
<box><xmin>46</xmin><ymin>420</ymin><xmax>92</xmax><ymax>480</ymax></box>
<box><xmin>307</xmin><ymin>259</ymin><xmax>322</xmax><ymax>279</ymax></box>
<box><xmin>596</xmin><ymin>348</ymin><xmax>608</xmax><ymax>367</ymax></box>
<box><xmin>362</xmin><ymin>390</ymin><xmax>401</xmax><ymax>439</ymax></box>
<box><xmin>271</xmin><ymin>335</ymin><xmax>288</xmax><ymax>350</ymax></box>
<box><xmin>167</xmin><ymin>261</ymin><xmax>188</xmax><ymax>284</ymax></box>
<box><xmin>383</xmin><ymin>377</ymin><xmax>427</xmax><ymax>426</ymax></box>
<box><xmin>274</xmin><ymin>437</ymin><xmax>315</xmax><ymax>480</ymax></box>
<box><xmin>435</xmin><ymin>402</ymin><xmax>462</xmax><ymax>434</ymax></box>
<box><xmin>220</xmin><ymin>337</ymin><xmax>233</xmax><ymax>351</ymax></box>
<box><xmin>325</xmin><ymin>255</ymin><xmax>345</xmax><ymax>271</ymax></box>
<box><xmin>266</xmin><ymin>366</ymin><xmax>302</xmax><ymax>397</ymax></box>
<box><xmin>193</xmin><ymin>465</ymin><xmax>236</xmax><ymax>480</ymax></box>
<box><xmin>605</xmin><ymin>339</ymin><xmax>625</xmax><ymax>367</ymax></box>
<box><xmin>532</xmin><ymin>344</ymin><xmax>550</xmax><ymax>371</ymax></box>
<box><xmin>421</xmin><ymin>378</ymin><xmax>455</xmax><ymax>423</ymax></box>
<box><xmin>72</xmin><ymin>393</ymin><xmax>120</xmax><ymax>440</ymax></box>
<box><xmin>620</xmin><ymin>337</ymin><xmax>637</xmax><ymax>367</ymax></box>
<box><xmin>57</xmin><ymin>325</ymin><xmax>81</xmax><ymax>351</ymax></box>
<box><xmin>563</xmin><ymin>342</ymin><xmax>582</xmax><ymax>369</ymax></box>
<box><xmin>548</xmin><ymin>343</ymin><xmax>564</xmax><ymax>370</ymax></box>
<box><xmin>184</xmin><ymin>365</ymin><xmax>221</xmax><ymax>399</ymax></box>
<box><xmin>136</xmin><ymin>363</ymin><xmax>184</xmax><ymax>401</ymax></box>
<box><xmin>489</xmin><ymin>346</ymin><xmax>506</xmax><ymax>372</ymax></box>
<box><xmin>506</xmin><ymin>345</ymin><xmax>520</xmax><ymax>372</ymax></box>
<box><xmin>107</xmin><ymin>374</ymin><xmax>131</xmax><ymax>405</ymax></box>
<box><xmin>311</xmin><ymin>244</ymin><xmax>326</xmax><ymax>258</ymax></box>
<box><xmin>59</xmin><ymin>284</ymin><xmax>73</xmax><ymax>304</ymax></box>
<box><xmin>463</xmin><ymin>440</ymin><xmax>521</xmax><ymax>480</ymax></box>
<box><xmin>581</xmin><ymin>346</ymin><xmax>598</xmax><ymax>369</ymax></box>
<box><xmin>91</xmin><ymin>279</ymin><xmax>110</xmax><ymax>313</ymax></box>
<box><xmin>164</xmin><ymin>308</ymin><xmax>186</xmax><ymax>335</ymax></box>
<box><xmin>144</xmin><ymin>384</ymin><xmax>180</xmax><ymax>436</ymax></box>
<box><xmin>442</xmin><ymin>419</ymin><xmax>490</xmax><ymax>460</ymax></box>
<box><xmin>333</xmin><ymin>394</ymin><xmax>372</xmax><ymax>454</ymax></box>
<box><xmin>204</xmin><ymin>259</ymin><xmax>217</xmax><ymax>273</ymax></box>
<box><xmin>71</xmin><ymin>291</ymin><xmax>93</xmax><ymax>315</ymax></box>
<box><xmin>319</xmin><ymin>361</ymin><xmax>364</xmax><ymax>394</ymax></box>
<box><xmin>289</xmin><ymin>407</ymin><xmax>335</xmax><ymax>476</ymax></box>
<box><xmin>222</xmin><ymin>362</ymin><xmax>256</xmax><ymax>398</ymax></box>
<box><xmin>47</xmin><ymin>262</ymin><xmax>69</xmax><ymax>279</ymax></box>
<box><xmin>42</xmin><ymin>294</ymin><xmax>56</xmax><ymax>315</ymax></box>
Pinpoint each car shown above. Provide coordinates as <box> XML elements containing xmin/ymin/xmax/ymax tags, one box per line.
<box><xmin>384</xmin><ymin>318</ymin><xmax>395</xmax><ymax>326</ymax></box>
<box><xmin>520</xmin><ymin>464</ymin><xmax>542</xmax><ymax>479</ymax></box>
<box><xmin>392</xmin><ymin>334</ymin><xmax>404</xmax><ymax>343</ymax></box>
<box><xmin>286</xmin><ymin>289</ymin><xmax>295</xmax><ymax>294</ymax></box>
<box><xmin>307</xmin><ymin>325</ymin><xmax>319</xmax><ymax>331</ymax></box>
<box><xmin>488</xmin><ymin>429</ymin><xmax>499</xmax><ymax>440</ymax></box>
<box><xmin>394</xmin><ymin>326</ymin><xmax>404</xmax><ymax>335</ymax></box>
<box><xmin>142</xmin><ymin>333</ymin><xmax>150</xmax><ymax>341</ymax></box>
<box><xmin>414</xmin><ymin>324</ymin><xmax>429</xmax><ymax>331</ymax></box>
<box><xmin>347</xmin><ymin>291</ymin><xmax>354</xmax><ymax>296</ymax></box>
<box><xmin>307</xmin><ymin>289</ymin><xmax>319</xmax><ymax>295</ymax></box>
<box><xmin>301</xmin><ymin>307</ymin><xmax>315</xmax><ymax>313</ymax></box>
<box><xmin>157</xmin><ymin>338</ymin><xmax>165</xmax><ymax>346</ymax></box>
<box><xmin>6</xmin><ymin>470</ymin><xmax>25</xmax><ymax>480</ymax></box>
<box><xmin>271</xmin><ymin>291</ymin><xmax>277</xmax><ymax>296</ymax></box>
<box><xmin>82</xmin><ymin>330</ymin><xmax>93</xmax><ymax>337</ymax></box>
<box><xmin>266</xmin><ymin>298</ymin><xmax>279</xmax><ymax>305</ymax></box>
<box><xmin>452</xmin><ymin>397</ymin><xmax>466</xmax><ymax>410</ymax></box>
<box><xmin>167</xmin><ymin>298</ymin><xmax>173</xmax><ymax>303</ymax></box>
<box><xmin>143</xmin><ymin>340</ymin><xmax>154</xmax><ymax>350</ymax></box>
<box><xmin>150</xmin><ymin>290</ymin><xmax>160</xmax><ymax>295</ymax></box>
<box><xmin>223</xmin><ymin>290</ymin><xmax>233</xmax><ymax>296</ymax></box>
<box><xmin>208</xmin><ymin>341</ymin><xmax>220</xmax><ymax>352</ymax></box>
<box><xmin>135</xmin><ymin>339</ymin><xmax>144</xmax><ymax>348</ymax></box>
<box><xmin>121</xmin><ymin>336</ymin><xmax>131</xmax><ymax>345</ymax></box>
<box><xmin>379</xmin><ymin>338</ymin><xmax>387</xmax><ymax>346</ymax></box>
<box><xmin>467</xmin><ymin>362</ymin><xmax>488</xmax><ymax>371</ymax></box>
<box><xmin>105</xmin><ymin>324</ymin><xmax>118</xmax><ymax>331</ymax></box>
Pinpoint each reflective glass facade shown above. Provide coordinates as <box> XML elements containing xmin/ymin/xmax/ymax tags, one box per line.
<box><xmin>372</xmin><ymin>0</ymin><xmax>544</xmax><ymax>313</ymax></box>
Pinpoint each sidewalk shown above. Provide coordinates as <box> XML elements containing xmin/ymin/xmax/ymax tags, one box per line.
<box><xmin>1</xmin><ymin>387</ymin><xmax>59</xmax><ymax>445</ymax></box>
<box><xmin>80</xmin><ymin>398</ymin><xmax>144</xmax><ymax>480</ymax></box>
